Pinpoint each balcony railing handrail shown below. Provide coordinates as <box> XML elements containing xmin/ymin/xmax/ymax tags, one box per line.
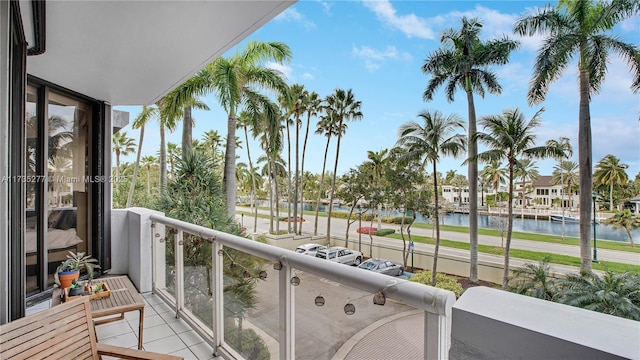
<box><xmin>149</xmin><ymin>213</ymin><xmax>455</xmax><ymax>316</ymax></box>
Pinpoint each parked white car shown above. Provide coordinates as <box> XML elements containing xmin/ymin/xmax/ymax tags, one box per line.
<box><xmin>315</xmin><ymin>246</ymin><xmax>363</xmax><ymax>266</ymax></box>
<box><xmin>295</xmin><ymin>243</ymin><xmax>327</xmax><ymax>257</ymax></box>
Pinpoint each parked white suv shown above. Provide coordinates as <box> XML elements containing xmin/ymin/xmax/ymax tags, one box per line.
<box><xmin>294</xmin><ymin>243</ymin><xmax>326</xmax><ymax>257</ymax></box>
<box><xmin>315</xmin><ymin>246</ymin><xmax>363</xmax><ymax>266</ymax></box>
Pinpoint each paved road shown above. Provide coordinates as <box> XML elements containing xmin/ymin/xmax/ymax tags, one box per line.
<box><xmin>237</xmin><ymin>207</ymin><xmax>639</xmax><ymax>269</ymax></box>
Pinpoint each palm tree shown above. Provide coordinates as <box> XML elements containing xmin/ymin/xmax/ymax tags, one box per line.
<box><xmin>203</xmin><ymin>130</ymin><xmax>223</xmax><ymax>167</ymax></box>
<box><xmin>555</xmin><ymin>270</ymin><xmax>640</xmax><ymax>321</ymax></box>
<box><xmin>603</xmin><ymin>209</ymin><xmax>640</xmax><ymax>247</ymax></box>
<box><xmin>324</xmin><ymin>88</ymin><xmax>363</xmax><ymax>241</ymax></box>
<box><xmin>365</xmin><ymin>149</ymin><xmax>390</xmax><ymax>230</ymax></box>
<box><xmin>507</xmin><ymin>257</ymin><xmax>556</xmax><ymax>301</ymax></box>
<box><xmin>237</xmin><ymin>112</ymin><xmax>260</xmax><ymax>232</ymax></box>
<box><xmin>473</xmin><ymin>108</ymin><xmax>560</xmax><ymax>289</ymax></box>
<box><xmin>481</xmin><ymin>160</ymin><xmax>507</xmax><ymax>204</ymax></box>
<box><xmin>514</xmin><ymin>0</ymin><xmax>640</xmax><ymax>272</ymax></box>
<box><xmin>514</xmin><ymin>158</ymin><xmax>540</xmax><ymax>218</ymax></box>
<box><xmin>594</xmin><ymin>154</ymin><xmax>629</xmax><ymax>211</ymax></box>
<box><xmin>141</xmin><ymin>155</ymin><xmax>157</xmax><ymax>196</ymax></box>
<box><xmin>299</xmin><ymin>91</ymin><xmax>321</xmax><ymax>234</ymax></box>
<box><xmin>313</xmin><ymin>113</ymin><xmax>340</xmax><ymax>236</ymax></box>
<box><xmin>553</xmin><ymin>160</ymin><xmax>579</xmax><ymax>210</ymax></box>
<box><xmin>112</xmin><ymin>131</ymin><xmax>136</xmax><ymax>181</ymax></box>
<box><xmin>422</xmin><ymin>17</ymin><xmax>519</xmax><ymax>284</ymax></box>
<box><xmin>127</xmin><ymin>105</ymin><xmax>158</xmax><ymax>207</ymax></box>
<box><xmin>547</xmin><ymin>137</ymin><xmax>573</xmax><ymax>239</ymax></box>
<box><xmin>397</xmin><ymin>110</ymin><xmax>466</xmax><ymax>285</ymax></box>
<box><xmin>175</xmin><ymin>41</ymin><xmax>291</xmax><ymax>218</ymax></box>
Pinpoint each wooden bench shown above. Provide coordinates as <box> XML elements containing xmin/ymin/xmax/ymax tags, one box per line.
<box><xmin>0</xmin><ymin>297</ymin><xmax>183</xmax><ymax>360</ymax></box>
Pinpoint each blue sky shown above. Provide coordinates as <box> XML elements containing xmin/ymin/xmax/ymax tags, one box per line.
<box><xmin>116</xmin><ymin>0</ymin><xmax>640</xmax><ymax>181</ymax></box>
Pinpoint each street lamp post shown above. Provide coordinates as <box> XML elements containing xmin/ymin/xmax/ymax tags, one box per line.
<box><xmin>357</xmin><ymin>205</ymin><xmax>362</xmax><ymax>253</ymax></box>
<box><xmin>592</xmin><ymin>191</ymin><xmax>598</xmax><ymax>263</ymax></box>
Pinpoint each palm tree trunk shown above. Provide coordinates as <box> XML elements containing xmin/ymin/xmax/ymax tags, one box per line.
<box><xmin>609</xmin><ymin>182</ymin><xmax>613</xmax><ymax>212</ymax></box>
<box><xmin>521</xmin><ymin>178</ymin><xmax>525</xmax><ymax>220</ymax></box>
<box><xmin>268</xmin><ymin>160</ymin><xmax>274</xmax><ymax>234</ymax></box>
<box><xmin>182</xmin><ymin>106</ymin><xmax>192</xmax><ymax>159</ymax></box>
<box><xmin>578</xmin><ymin>69</ymin><xmax>593</xmax><ymax>272</ymax></box>
<box><xmin>300</xmin><ymin>113</ymin><xmax>312</xmax><ymax>235</ymax></box>
<box><xmin>126</xmin><ymin>126</ymin><xmax>145</xmax><ymax>207</ymax></box>
<box><xmin>273</xmin><ymin>157</ymin><xmax>280</xmax><ymax>234</ymax></box>
<box><xmin>561</xmin><ymin>167</ymin><xmax>565</xmax><ymax>240</ymax></box>
<box><xmin>243</xmin><ymin>126</ymin><xmax>258</xmax><ymax>233</ymax></box>
<box><xmin>314</xmin><ymin>137</ymin><xmax>331</xmax><ymax>235</ymax></box>
<box><xmin>115</xmin><ymin>151</ymin><xmax>121</xmax><ymax>181</ymax></box>
<box><xmin>293</xmin><ymin>113</ymin><xmax>300</xmax><ymax>234</ymax></box>
<box><xmin>224</xmin><ymin>114</ymin><xmax>238</xmax><ymax>218</ymax></box>
<box><xmin>466</xmin><ymin>88</ymin><xmax>479</xmax><ymax>284</ymax></box>
<box><xmin>146</xmin><ymin>166</ymin><xmax>151</xmax><ymax>196</ymax></box>
<box><xmin>159</xmin><ymin>124</ymin><xmax>167</xmax><ymax>190</ymax></box>
<box><xmin>431</xmin><ymin>162</ymin><xmax>441</xmax><ymax>286</ymax></box>
<box><xmin>327</xmin><ymin>123</ymin><xmax>343</xmax><ymax>242</ymax></box>
<box><xmin>286</xmin><ymin>122</ymin><xmax>292</xmax><ymax>233</ymax></box>
<box><xmin>503</xmin><ymin>161</ymin><xmax>515</xmax><ymax>289</ymax></box>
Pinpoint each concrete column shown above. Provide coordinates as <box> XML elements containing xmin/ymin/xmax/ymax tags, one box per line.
<box><xmin>0</xmin><ymin>0</ymin><xmax>10</xmax><ymax>325</ymax></box>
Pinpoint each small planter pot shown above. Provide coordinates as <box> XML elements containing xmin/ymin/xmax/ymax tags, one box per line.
<box><xmin>58</xmin><ymin>269</ymin><xmax>80</xmax><ymax>288</ymax></box>
<box><xmin>68</xmin><ymin>286</ymin><xmax>84</xmax><ymax>296</ymax></box>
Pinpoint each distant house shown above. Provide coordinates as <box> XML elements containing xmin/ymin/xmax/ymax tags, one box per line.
<box><xmin>630</xmin><ymin>196</ymin><xmax>640</xmax><ymax>214</ymax></box>
<box><xmin>513</xmin><ymin>176</ymin><xmax>579</xmax><ymax>209</ymax></box>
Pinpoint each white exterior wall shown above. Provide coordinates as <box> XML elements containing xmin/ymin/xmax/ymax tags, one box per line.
<box><xmin>451</xmin><ymin>287</ymin><xmax>640</xmax><ymax>360</ymax></box>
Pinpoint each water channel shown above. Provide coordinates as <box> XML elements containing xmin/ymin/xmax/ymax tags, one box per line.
<box><xmin>290</xmin><ymin>204</ymin><xmax>639</xmax><ymax>243</ymax></box>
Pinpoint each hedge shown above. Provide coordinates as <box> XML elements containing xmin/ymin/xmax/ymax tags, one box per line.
<box><xmin>410</xmin><ymin>270</ymin><xmax>464</xmax><ymax>298</ymax></box>
<box><xmin>375</xmin><ymin>229</ymin><xmax>396</xmax><ymax>236</ymax></box>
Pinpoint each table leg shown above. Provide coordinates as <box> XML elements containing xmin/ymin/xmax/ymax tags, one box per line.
<box><xmin>138</xmin><ymin>308</ymin><xmax>144</xmax><ymax>350</ymax></box>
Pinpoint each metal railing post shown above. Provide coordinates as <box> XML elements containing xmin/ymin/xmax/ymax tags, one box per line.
<box><xmin>175</xmin><ymin>230</ymin><xmax>184</xmax><ymax>317</ymax></box>
<box><xmin>212</xmin><ymin>241</ymin><xmax>224</xmax><ymax>354</ymax></box>
<box><xmin>279</xmin><ymin>264</ymin><xmax>295</xmax><ymax>360</ymax></box>
<box><xmin>424</xmin><ymin>311</ymin><xmax>450</xmax><ymax>360</ymax></box>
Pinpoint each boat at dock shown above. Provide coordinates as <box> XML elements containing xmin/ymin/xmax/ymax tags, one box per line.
<box><xmin>550</xmin><ymin>215</ymin><xmax>580</xmax><ymax>223</ymax></box>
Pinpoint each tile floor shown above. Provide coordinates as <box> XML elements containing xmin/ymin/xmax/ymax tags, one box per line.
<box><xmin>26</xmin><ymin>293</ymin><xmax>221</xmax><ymax>360</ymax></box>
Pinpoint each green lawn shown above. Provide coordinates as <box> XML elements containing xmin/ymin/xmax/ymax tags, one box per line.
<box><xmin>387</xmin><ymin>233</ymin><xmax>640</xmax><ymax>273</ymax></box>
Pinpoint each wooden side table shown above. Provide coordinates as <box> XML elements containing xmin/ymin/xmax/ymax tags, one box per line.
<box><xmin>53</xmin><ymin>275</ymin><xmax>145</xmax><ymax>349</ymax></box>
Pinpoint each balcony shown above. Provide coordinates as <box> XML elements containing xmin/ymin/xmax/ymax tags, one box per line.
<box><xmin>27</xmin><ymin>207</ymin><xmax>637</xmax><ymax>360</ymax></box>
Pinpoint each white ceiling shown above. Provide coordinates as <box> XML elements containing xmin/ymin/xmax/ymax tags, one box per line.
<box><xmin>25</xmin><ymin>0</ymin><xmax>294</xmax><ymax>105</ymax></box>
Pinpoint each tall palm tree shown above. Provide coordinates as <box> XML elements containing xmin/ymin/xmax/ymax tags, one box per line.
<box><xmin>237</xmin><ymin>112</ymin><xmax>260</xmax><ymax>232</ymax></box>
<box><xmin>514</xmin><ymin>158</ymin><xmax>540</xmax><ymax>218</ymax></box>
<box><xmin>397</xmin><ymin>110</ymin><xmax>466</xmax><ymax>285</ymax></box>
<box><xmin>365</xmin><ymin>149</ymin><xmax>389</xmax><ymax>229</ymax></box>
<box><xmin>257</xmin><ymin>103</ymin><xmax>285</xmax><ymax>234</ymax></box>
<box><xmin>313</xmin><ymin>114</ymin><xmax>341</xmax><ymax>235</ymax></box>
<box><xmin>299</xmin><ymin>91</ymin><xmax>321</xmax><ymax>234</ymax></box>
<box><xmin>604</xmin><ymin>209</ymin><xmax>640</xmax><ymax>247</ymax></box>
<box><xmin>112</xmin><ymin>131</ymin><xmax>136</xmax><ymax>181</ymax></box>
<box><xmin>547</xmin><ymin>137</ymin><xmax>573</xmax><ymax>239</ymax></box>
<box><xmin>141</xmin><ymin>155</ymin><xmax>157</xmax><ymax>196</ymax></box>
<box><xmin>324</xmin><ymin>88</ymin><xmax>363</xmax><ymax>241</ymax></box>
<box><xmin>423</xmin><ymin>17</ymin><xmax>519</xmax><ymax>283</ymax></box>
<box><xmin>203</xmin><ymin>130</ymin><xmax>223</xmax><ymax>167</ymax></box>
<box><xmin>481</xmin><ymin>160</ymin><xmax>507</xmax><ymax>203</ymax></box>
<box><xmin>187</xmin><ymin>41</ymin><xmax>291</xmax><ymax>217</ymax></box>
<box><xmin>127</xmin><ymin>105</ymin><xmax>158</xmax><ymax>207</ymax></box>
<box><xmin>553</xmin><ymin>160</ymin><xmax>579</xmax><ymax>210</ymax></box>
<box><xmin>514</xmin><ymin>0</ymin><xmax>640</xmax><ymax>272</ymax></box>
<box><xmin>474</xmin><ymin>108</ymin><xmax>560</xmax><ymax>289</ymax></box>
<box><xmin>594</xmin><ymin>154</ymin><xmax>629</xmax><ymax>211</ymax></box>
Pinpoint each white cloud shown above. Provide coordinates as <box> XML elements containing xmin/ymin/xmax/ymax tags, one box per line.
<box><xmin>275</xmin><ymin>8</ymin><xmax>315</xmax><ymax>29</ymax></box>
<box><xmin>352</xmin><ymin>45</ymin><xmax>412</xmax><ymax>71</ymax></box>
<box><xmin>266</xmin><ymin>62</ymin><xmax>293</xmax><ymax>81</ymax></box>
<box><xmin>362</xmin><ymin>0</ymin><xmax>435</xmax><ymax>39</ymax></box>
<box><xmin>302</xmin><ymin>73</ymin><xmax>315</xmax><ymax>80</ymax></box>
<box><xmin>314</xmin><ymin>0</ymin><xmax>332</xmax><ymax>15</ymax></box>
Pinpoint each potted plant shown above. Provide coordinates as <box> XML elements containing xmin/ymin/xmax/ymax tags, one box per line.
<box><xmin>56</xmin><ymin>251</ymin><xmax>100</xmax><ymax>288</ymax></box>
<box><xmin>68</xmin><ymin>280</ymin><xmax>84</xmax><ymax>296</ymax></box>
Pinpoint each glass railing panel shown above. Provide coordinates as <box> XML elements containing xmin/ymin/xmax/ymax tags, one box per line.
<box><xmin>158</xmin><ymin>226</ymin><xmax>176</xmax><ymax>301</ymax></box>
<box><xmin>223</xmin><ymin>247</ymin><xmax>277</xmax><ymax>359</ymax></box>
<box><xmin>294</xmin><ymin>268</ymin><xmax>416</xmax><ymax>359</ymax></box>
<box><xmin>182</xmin><ymin>233</ymin><xmax>214</xmax><ymax>330</ymax></box>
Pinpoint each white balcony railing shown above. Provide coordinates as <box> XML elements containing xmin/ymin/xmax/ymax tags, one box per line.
<box><xmin>148</xmin><ymin>213</ymin><xmax>455</xmax><ymax>360</ymax></box>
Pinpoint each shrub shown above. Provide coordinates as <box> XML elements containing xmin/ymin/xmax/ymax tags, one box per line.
<box><xmin>382</xmin><ymin>216</ymin><xmax>414</xmax><ymax>224</ymax></box>
<box><xmin>410</xmin><ymin>270</ymin><xmax>464</xmax><ymax>298</ymax></box>
<box><xmin>356</xmin><ymin>227</ymin><xmax>377</xmax><ymax>235</ymax></box>
<box><xmin>375</xmin><ymin>228</ymin><xmax>395</xmax><ymax>236</ymax></box>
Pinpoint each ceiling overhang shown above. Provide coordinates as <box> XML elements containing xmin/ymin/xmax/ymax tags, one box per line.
<box><xmin>24</xmin><ymin>0</ymin><xmax>295</xmax><ymax>105</ymax></box>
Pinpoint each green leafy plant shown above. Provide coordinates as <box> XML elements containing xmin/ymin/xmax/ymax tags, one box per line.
<box><xmin>375</xmin><ymin>228</ymin><xmax>396</xmax><ymax>236</ymax></box>
<box><xmin>57</xmin><ymin>251</ymin><xmax>100</xmax><ymax>280</ymax></box>
<box><xmin>410</xmin><ymin>270</ymin><xmax>464</xmax><ymax>298</ymax></box>
<box><xmin>69</xmin><ymin>280</ymin><xmax>82</xmax><ymax>290</ymax></box>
